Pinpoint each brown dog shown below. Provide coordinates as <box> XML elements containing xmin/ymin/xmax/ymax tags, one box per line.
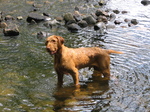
<box><xmin>45</xmin><ymin>35</ymin><xmax>123</xmax><ymax>87</ymax></box>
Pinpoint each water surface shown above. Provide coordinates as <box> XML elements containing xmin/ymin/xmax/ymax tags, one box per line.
<box><xmin>0</xmin><ymin>0</ymin><xmax>150</xmax><ymax>111</ymax></box>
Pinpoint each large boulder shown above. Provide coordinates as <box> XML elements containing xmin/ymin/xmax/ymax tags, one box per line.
<box><xmin>26</xmin><ymin>13</ymin><xmax>46</xmax><ymax>23</ymax></box>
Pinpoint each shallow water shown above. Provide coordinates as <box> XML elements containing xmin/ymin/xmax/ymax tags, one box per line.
<box><xmin>0</xmin><ymin>0</ymin><xmax>150</xmax><ymax>112</ymax></box>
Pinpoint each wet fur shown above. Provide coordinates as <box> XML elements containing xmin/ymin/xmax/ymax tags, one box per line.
<box><xmin>45</xmin><ymin>35</ymin><xmax>123</xmax><ymax>87</ymax></box>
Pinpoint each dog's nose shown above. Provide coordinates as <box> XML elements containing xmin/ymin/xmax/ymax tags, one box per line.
<box><xmin>46</xmin><ymin>47</ymin><xmax>50</xmax><ymax>51</ymax></box>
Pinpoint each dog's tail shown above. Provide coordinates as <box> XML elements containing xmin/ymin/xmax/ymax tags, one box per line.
<box><xmin>106</xmin><ymin>49</ymin><xmax>123</xmax><ymax>54</ymax></box>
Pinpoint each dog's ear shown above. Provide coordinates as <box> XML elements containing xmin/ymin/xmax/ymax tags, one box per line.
<box><xmin>55</xmin><ymin>35</ymin><xmax>64</xmax><ymax>45</ymax></box>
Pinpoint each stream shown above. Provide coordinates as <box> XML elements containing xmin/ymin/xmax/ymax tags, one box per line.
<box><xmin>0</xmin><ymin>0</ymin><xmax>150</xmax><ymax>112</ymax></box>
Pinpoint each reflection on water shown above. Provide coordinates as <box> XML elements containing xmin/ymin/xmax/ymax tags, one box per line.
<box><xmin>0</xmin><ymin>0</ymin><xmax>150</xmax><ymax>112</ymax></box>
<box><xmin>53</xmin><ymin>80</ymin><xmax>109</xmax><ymax>111</ymax></box>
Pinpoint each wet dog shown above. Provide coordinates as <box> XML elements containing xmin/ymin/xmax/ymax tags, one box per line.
<box><xmin>45</xmin><ymin>35</ymin><xmax>123</xmax><ymax>87</ymax></box>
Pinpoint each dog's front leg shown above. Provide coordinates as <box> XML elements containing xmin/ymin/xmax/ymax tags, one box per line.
<box><xmin>55</xmin><ymin>70</ymin><xmax>64</xmax><ymax>87</ymax></box>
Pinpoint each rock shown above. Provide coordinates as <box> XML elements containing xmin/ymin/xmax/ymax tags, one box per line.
<box><xmin>67</xmin><ymin>23</ymin><xmax>81</xmax><ymax>33</ymax></box>
<box><xmin>94</xmin><ymin>22</ymin><xmax>106</xmax><ymax>34</ymax></box>
<box><xmin>17</xmin><ymin>16</ymin><xmax>23</xmax><ymax>20</ymax></box>
<box><xmin>78</xmin><ymin>20</ymin><xmax>88</xmax><ymax>28</ymax></box>
<box><xmin>63</xmin><ymin>13</ymin><xmax>76</xmax><ymax>24</ymax></box>
<box><xmin>73</xmin><ymin>11</ymin><xmax>83</xmax><ymax>22</ymax></box>
<box><xmin>95</xmin><ymin>9</ymin><xmax>109</xmax><ymax>17</ymax></box>
<box><xmin>44</xmin><ymin>19</ymin><xmax>60</xmax><ymax>28</ymax></box>
<box><xmin>97</xmin><ymin>16</ymin><xmax>108</xmax><ymax>24</ymax></box>
<box><xmin>5</xmin><ymin>15</ymin><xmax>14</xmax><ymax>21</ymax></box>
<box><xmin>128</xmin><ymin>23</ymin><xmax>134</xmax><ymax>27</ymax></box>
<box><xmin>113</xmin><ymin>10</ymin><xmax>120</xmax><ymax>14</ymax></box>
<box><xmin>83</xmin><ymin>15</ymin><xmax>96</xmax><ymax>25</ymax></box>
<box><xmin>0</xmin><ymin>22</ymin><xmax>7</xmax><ymax>28</ymax></box>
<box><xmin>124</xmin><ymin>18</ymin><xmax>130</xmax><ymax>22</ymax></box>
<box><xmin>122</xmin><ymin>11</ymin><xmax>128</xmax><ymax>14</ymax></box>
<box><xmin>26</xmin><ymin>13</ymin><xmax>46</xmax><ymax>23</ymax></box>
<box><xmin>141</xmin><ymin>0</ymin><xmax>150</xmax><ymax>6</ymax></box>
<box><xmin>114</xmin><ymin>20</ymin><xmax>122</xmax><ymax>25</ymax></box>
<box><xmin>55</xmin><ymin>16</ymin><xmax>64</xmax><ymax>22</ymax></box>
<box><xmin>43</xmin><ymin>12</ymin><xmax>51</xmax><ymax>17</ymax></box>
<box><xmin>37</xmin><ymin>31</ymin><xmax>51</xmax><ymax>39</ymax></box>
<box><xmin>131</xmin><ymin>19</ymin><xmax>138</xmax><ymax>25</ymax></box>
<box><xmin>109</xmin><ymin>13</ymin><xmax>116</xmax><ymax>21</ymax></box>
<box><xmin>98</xmin><ymin>0</ymin><xmax>107</xmax><ymax>6</ymax></box>
<box><xmin>3</xmin><ymin>26</ymin><xmax>19</xmax><ymax>36</ymax></box>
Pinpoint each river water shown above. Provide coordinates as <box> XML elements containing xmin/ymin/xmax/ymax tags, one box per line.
<box><xmin>0</xmin><ymin>0</ymin><xmax>150</xmax><ymax>112</ymax></box>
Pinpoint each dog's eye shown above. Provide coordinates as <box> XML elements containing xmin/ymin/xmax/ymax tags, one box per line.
<box><xmin>51</xmin><ymin>40</ymin><xmax>56</xmax><ymax>42</ymax></box>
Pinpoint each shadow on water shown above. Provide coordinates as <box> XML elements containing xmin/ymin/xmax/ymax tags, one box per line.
<box><xmin>0</xmin><ymin>0</ymin><xmax>150</xmax><ymax>112</ymax></box>
<box><xmin>53</xmin><ymin>79</ymin><xmax>109</xmax><ymax>112</ymax></box>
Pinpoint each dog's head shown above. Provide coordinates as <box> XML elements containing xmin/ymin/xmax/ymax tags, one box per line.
<box><xmin>45</xmin><ymin>35</ymin><xmax>64</xmax><ymax>55</ymax></box>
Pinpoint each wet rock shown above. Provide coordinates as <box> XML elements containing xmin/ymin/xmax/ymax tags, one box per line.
<box><xmin>124</xmin><ymin>18</ymin><xmax>130</xmax><ymax>23</ymax></box>
<box><xmin>122</xmin><ymin>11</ymin><xmax>128</xmax><ymax>14</ymax></box>
<box><xmin>83</xmin><ymin>15</ymin><xmax>96</xmax><ymax>25</ymax></box>
<box><xmin>55</xmin><ymin>16</ymin><xmax>64</xmax><ymax>22</ymax></box>
<box><xmin>37</xmin><ymin>31</ymin><xmax>51</xmax><ymax>39</ymax></box>
<box><xmin>67</xmin><ymin>23</ymin><xmax>81</xmax><ymax>33</ymax></box>
<box><xmin>141</xmin><ymin>0</ymin><xmax>150</xmax><ymax>6</ymax></box>
<box><xmin>78</xmin><ymin>20</ymin><xmax>88</xmax><ymax>28</ymax></box>
<box><xmin>109</xmin><ymin>13</ymin><xmax>116</xmax><ymax>21</ymax></box>
<box><xmin>44</xmin><ymin>19</ymin><xmax>60</xmax><ymax>28</ymax></box>
<box><xmin>17</xmin><ymin>16</ymin><xmax>23</xmax><ymax>20</ymax></box>
<box><xmin>95</xmin><ymin>9</ymin><xmax>109</xmax><ymax>17</ymax></box>
<box><xmin>63</xmin><ymin>13</ymin><xmax>76</xmax><ymax>24</ymax></box>
<box><xmin>113</xmin><ymin>9</ymin><xmax>120</xmax><ymax>14</ymax></box>
<box><xmin>73</xmin><ymin>11</ymin><xmax>83</xmax><ymax>22</ymax></box>
<box><xmin>114</xmin><ymin>20</ymin><xmax>122</xmax><ymax>25</ymax></box>
<box><xmin>3</xmin><ymin>26</ymin><xmax>19</xmax><ymax>36</ymax></box>
<box><xmin>94</xmin><ymin>22</ymin><xmax>106</xmax><ymax>34</ymax></box>
<box><xmin>97</xmin><ymin>16</ymin><xmax>108</xmax><ymax>24</ymax></box>
<box><xmin>98</xmin><ymin>0</ymin><xmax>107</xmax><ymax>6</ymax></box>
<box><xmin>0</xmin><ymin>22</ymin><xmax>7</xmax><ymax>28</ymax></box>
<box><xmin>128</xmin><ymin>23</ymin><xmax>134</xmax><ymax>27</ymax></box>
<box><xmin>26</xmin><ymin>13</ymin><xmax>46</xmax><ymax>23</ymax></box>
<box><xmin>131</xmin><ymin>19</ymin><xmax>138</xmax><ymax>25</ymax></box>
<box><xmin>43</xmin><ymin>12</ymin><xmax>51</xmax><ymax>17</ymax></box>
<box><xmin>5</xmin><ymin>15</ymin><xmax>14</xmax><ymax>21</ymax></box>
